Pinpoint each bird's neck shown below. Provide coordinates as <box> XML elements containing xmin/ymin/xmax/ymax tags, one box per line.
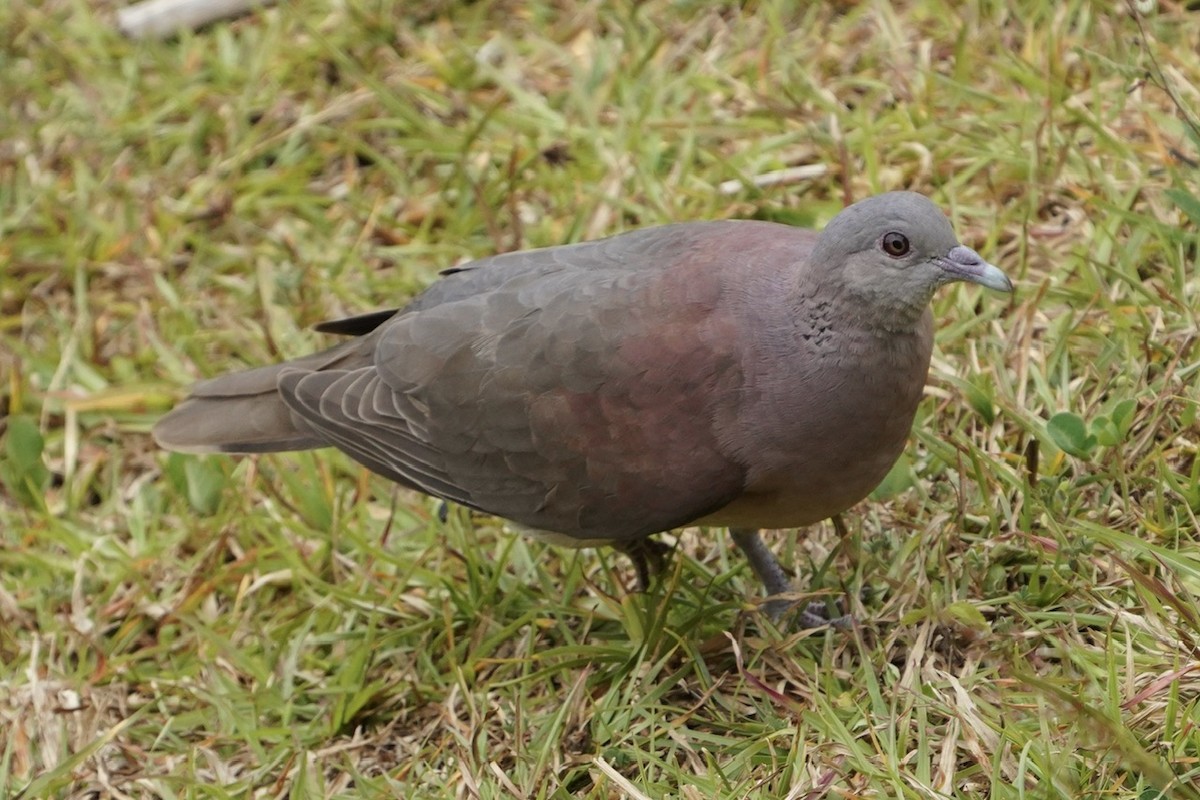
<box><xmin>843</xmin><ymin>285</ymin><xmax>936</xmax><ymax>334</ymax></box>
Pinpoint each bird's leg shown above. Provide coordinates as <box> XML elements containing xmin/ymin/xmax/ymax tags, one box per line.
<box><xmin>730</xmin><ymin>528</ymin><xmax>795</xmax><ymax>619</ymax></box>
<box><xmin>614</xmin><ymin>537</ymin><xmax>673</xmax><ymax>592</ymax></box>
<box><xmin>730</xmin><ymin>528</ymin><xmax>850</xmax><ymax>627</ymax></box>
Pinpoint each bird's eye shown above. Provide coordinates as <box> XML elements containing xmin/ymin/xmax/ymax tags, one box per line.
<box><xmin>881</xmin><ymin>232</ymin><xmax>910</xmax><ymax>258</ymax></box>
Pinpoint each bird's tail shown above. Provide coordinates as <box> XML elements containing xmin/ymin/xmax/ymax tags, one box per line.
<box><xmin>153</xmin><ymin>312</ymin><xmax>391</xmax><ymax>454</ymax></box>
<box><xmin>152</xmin><ymin>360</ymin><xmax>326</xmax><ymax>454</ymax></box>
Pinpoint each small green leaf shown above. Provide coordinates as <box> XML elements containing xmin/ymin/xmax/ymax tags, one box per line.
<box><xmin>1047</xmin><ymin>412</ymin><xmax>1097</xmax><ymax>459</ymax></box>
<box><xmin>1110</xmin><ymin>398</ymin><xmax>1136</xmax><ymax>435</ymax></box>
<box><xmin>963</xmin><ymin>379</ymin><xmax>996</xmax><ymax>425</ymax></box>
<box><xmin>1092</xmin><ymin>416</ymin><xmax>1120</xmax><ymax>447</ymax></box>
<box><xmin>871</xmin><ymin>453</ymin><xmax>915</xmax><ymax>500</ymax></box>
<box><xmin>1166</xmin><ymin>188</ymin><xmax>1200</xmax><ymax>227</ymax></box>
<box><xmin>1091</xmin><ymin>398</ymin><xmax>1134</xmax><ymax>447</ymax></box>
<box><xmin>5</xmin><ymin>415</ymin><xmax>46</xmax><ymax>471</ymax></box>
<box><xmin>185</xmin><ymin>458</ymin><xmax>228</xmax><ymax>515</ymax></box>
<box><xmin>944</xmin><ymin>600</ymin><xmax>991</xmax><ymax>632</ymax></box>
<box><xmin>165</xmin><ymin>453</ymin><xmax>227</xmax><ymax>515</ymax></box>
<box><xmin>1</xmin><ymin>415</ymin><xmax>51</xmax><ymax>508</ymax></box>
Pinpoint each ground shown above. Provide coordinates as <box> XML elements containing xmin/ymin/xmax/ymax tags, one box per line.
<box><xmin>3</xmin><ymin>1</ymin><xmax>1200</xmax><ymax>797</ymax></box>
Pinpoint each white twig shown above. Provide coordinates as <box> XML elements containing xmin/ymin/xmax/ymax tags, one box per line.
<box><xmin>718</xmin><ymin>163</ymin><xmax>830</xmax><ymax>195</ymax></box>
<box><xmin>593</xmin><ymin>757</ymin><xmax>654</xmax><ymax>800</ymax></box>
<box><xmin>116</xmin><ymin>0</ymin><xmax>276</xmax><ymax>40</ymax></box>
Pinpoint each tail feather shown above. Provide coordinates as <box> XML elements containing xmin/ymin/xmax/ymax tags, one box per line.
<box><xmin>152</xmin><ymin>361</ymin><xmax>322</xmax><ymax>453</ymax></box>
<box><xmin>154</xmin><ymin>335</ymin><xmax>376</xmax><ymax>454</ymax></box>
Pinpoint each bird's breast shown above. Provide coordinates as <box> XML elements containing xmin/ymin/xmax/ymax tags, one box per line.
<box><xmin>710</xmin><ymin>311</ymin><xmax>935</xmax><ymax>528</ymax></box>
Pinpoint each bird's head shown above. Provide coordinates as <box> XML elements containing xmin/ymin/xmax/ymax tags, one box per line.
<box><xmin>812</xmin><ymin>191</ymin><xmax>1012</xmax><ymax>328</ymax></box>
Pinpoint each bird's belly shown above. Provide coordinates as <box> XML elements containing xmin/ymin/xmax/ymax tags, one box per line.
<box><xmin>694</xmin><ymin>480</ymin><xmax>872</xmax><ymax>530</ymax></box>
<box><xmin>701</xmin><ymin>409</ymin><xmax>914</xmax><ymax>530</ymax></box>
<box><xmin>510</xmin><ymin>523</ymin><xmax>615</xmax><ymax>549</ymax></box>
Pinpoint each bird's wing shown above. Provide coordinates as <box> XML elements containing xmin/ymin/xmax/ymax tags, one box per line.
<box><xmin>279</xmin><ymin>224</ymin><xmax>752</xmax><ymax>541</ymax></box>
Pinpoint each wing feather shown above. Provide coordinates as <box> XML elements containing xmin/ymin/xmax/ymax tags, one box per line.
<box><xmin>270</xmin><ymin>221</ymin><xmax>764</xmax><ymax>540</ymax></box>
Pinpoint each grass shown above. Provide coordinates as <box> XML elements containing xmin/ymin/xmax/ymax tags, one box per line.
<box><xmin>4</xmin><ymin>0</ymin><xmax>1200</xmax><ymax>796</ymax></box>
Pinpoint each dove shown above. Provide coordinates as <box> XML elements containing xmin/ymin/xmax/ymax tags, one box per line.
<box><xmin>154</xmin><ymin>192</ymin><xmax>1012</xmax><ymax>620</ymax></box>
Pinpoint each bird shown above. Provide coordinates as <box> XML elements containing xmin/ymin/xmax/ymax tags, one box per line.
<box><xmin>153</xmin><ymin>191</ymin><xmax>1012</xmax><ymax>622</ymax></box>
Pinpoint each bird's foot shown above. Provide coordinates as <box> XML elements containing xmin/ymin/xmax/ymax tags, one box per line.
<box><xmin>731</xmin><ymin>527</ymin><xmax>853</xmax><ymax>629</ymax></box>
<box><xmin>614</xmin><ymin>537</ymin><xmax>674</xmax><ymax>592</ymax></box>
<box><xmin>757</xmin><ymin>593</ymin><xmax>853</xmax><ymax>628</ymax></box>
<box><xmin>794</xmin><ymin>598</ymin><xmax>853</xmax><ymax>629</ymax></box>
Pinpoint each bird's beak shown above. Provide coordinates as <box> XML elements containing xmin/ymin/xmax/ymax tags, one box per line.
<box><xmin>936</xmin><ymin>245</ymin><xmax>1013</xmax><ymax>292</ymax></box>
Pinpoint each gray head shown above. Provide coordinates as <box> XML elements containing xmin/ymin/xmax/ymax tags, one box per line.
<box><xmin>812</xmin><ymin>191</ymin><xmax>1012</xmax><ymax>326</ymax></box>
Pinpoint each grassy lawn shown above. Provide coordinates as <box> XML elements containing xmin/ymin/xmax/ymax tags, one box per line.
<box><xmin>5</xmin><ymin>0</ymin><xmax>1200</xmax><ymax>796</ymax></box>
